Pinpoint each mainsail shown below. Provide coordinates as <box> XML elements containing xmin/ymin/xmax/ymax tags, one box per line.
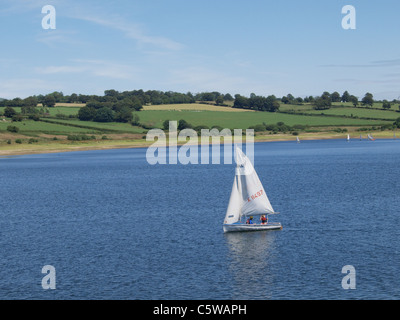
<box><xmin>224</xmin><ymin>147</ymin><xmax>274</xmax><ymax>225</ymax></box>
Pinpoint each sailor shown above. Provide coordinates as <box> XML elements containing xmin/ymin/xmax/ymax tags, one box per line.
<box><xmin>260</xmin><ymin>215</ymin><xmax>268</xmax><ymax>224</ymax></box>
<box><xmin>246</xmin><ymin>216</ymin><xmax>254</xmax><ymax>224</ymax></box>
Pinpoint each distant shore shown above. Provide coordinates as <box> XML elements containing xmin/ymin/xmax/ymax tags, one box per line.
<box><xmin>0</xmin><ymin>130</ymin><xmax>394</xmax><ymax>157</ymax></box>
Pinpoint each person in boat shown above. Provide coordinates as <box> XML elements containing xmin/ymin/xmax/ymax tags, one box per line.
<box><xmin>260</xmin><ymin>215</ymin><xmax>268</xmax><ymax>225</ymax></box>
<box><xmin>246</xmin><ymin>216</ymin><xmax>254</xmax><ymax>224</ymax></box>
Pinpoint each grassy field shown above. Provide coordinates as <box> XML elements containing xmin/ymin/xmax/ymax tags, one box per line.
<box><xmin>137</xmin><ymin>109</ymin><xmax>391</xmax><ymax>129</ymax></box>
<box><xmin>40</xmin><ymin>118</ymin><xmax>146</xmax><ymax>134</ymax></box>
<box><xmin>280</xmin><ymin>102</ymin><xmax>400</xmax><ymax>114</ymax></box>
<box><xmin>303</xmin><ymin>107</ymin><xmax>400</xmax><ymax>120</ymax></box>
<box><xmin>0</xmin><ymin>119</ymin><xmax>100</xmax><ymax>135</ymax></box>
<box><xmin>142</xmin><ymin>103</ymin><xmax>251</xmax><ymax>112</ymax></box>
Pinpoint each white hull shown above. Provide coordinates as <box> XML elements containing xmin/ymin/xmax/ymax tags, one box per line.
<box><xmin>223</xmin><ymin>223</ymin><xmax>282</xmax><ymax>233</ymax></box>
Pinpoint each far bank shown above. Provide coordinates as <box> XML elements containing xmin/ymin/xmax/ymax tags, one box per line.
<box><xmin>0</xmin><ymin>130</ymin><xmax>395</xmax><ymax>157</ymax></box>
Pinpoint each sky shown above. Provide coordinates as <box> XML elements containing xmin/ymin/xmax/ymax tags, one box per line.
<box><xmin>1</xmin><ymin>0</ymin><xmax>400</xmax><ymax>100</ymax></box>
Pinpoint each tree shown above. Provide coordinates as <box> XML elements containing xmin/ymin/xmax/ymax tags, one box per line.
<box><xmin>93</xmin><ymin>107</ymin><xmax>115</xmax><ymax>122</ymax></box>
<box><xmin>43</xmin><ymin>95</ymin><xmax>56</xmax><ymax>108</ymax></box>
<box><xmin>287</xmin><ymin>94</ymin><xmax>294</xmax><ymax>102</ymax></box>
<box><xmin>341</xmin><ymin>91</ymin><xmax>350</xmax><ymax>103</ymax></box>
<box><xmin>331</xmin><ymin>92</ymin><xmax>341</xmax><ymax>103</ymax></box>
<box><xmin>223</xmin><ymin>93</ymin><xmax>234</xmax><ymax>101</ymax></box>
<box><xmin>361</xmin><ymin>93</ymin><xmax>374</xmax><ymax>107</ymax></box>
<box><xmin>265</xmin><ymin>95</ymin><xmax>280</xmax><ymax>112</ymax></box>
<box><xmin>314</xmin><ymin>96</ymin><xmax>332</xmax><ymax>110</ymax></box>
<box><xmin>295</xmin><ymin>97</ymin><xmax>303</xmax><ymax>104</ymax></box>
<box><xmin>382</xmin><ymin>100</ymin><xmax>391</xmax><ymax>110</ymax></box>
<box><xmin>178</xmin><ymin>119</ymin><xmax>192</xmax><ymax>130</ymax></box>
<box><xmin>313</xmin><ymin>92</ymin><xmax>332</xmax><ymax>110</ymax></box>
<box><xmin>50</xmin><ymin>91</ymin><xmax>64</xmax><ymax>102</ymax></box>
<box><xmin>281</xmin><ymin>96</ymin><xmax>290</xmax><ymax>104</ymax></box>
<box><xmin>215</xmin><ymin>95</ymin><xmax>224</xmax><ymax>106</ymax></box>
<box><xmin>349</xmin><ymin>95</ymin><xmax>359</xmax><ymax>107</ymax></box>
<box><xmin>233</xmin><ymin>94</ymin><xmax>249</xmax><ymax>109</ymax></box>
<box><xmin>132</xmin><ymin>100</ymin><xmax>143</xmax><ymax>111</ymax></box>
<box><xmin>23</xmin><ymin>96</ymin><xmax>38</xmax><ymax>108</ymax></box>
<box><xmin>394</xmin><ymin>117</ymin><xmax>400</xmax><ymax>128</ymax></box>
<box><xmin>115</xmin><ymin>107</ymin><xmax>133</xmax><ymax>123</ymax></box>
<box><xmin>200</xmin><ymin>92</ymin><xmax>215</xmax><ymax>101</ymax></box>
<box><xmin>4</xmin><ymin>107</ymin><xmax>16</xmax><ymax>118</ymax></box>
<box><xmin>68</xmin><ymin>93</ymin><xmax>78</xmax><ymax>103</ymax></box>
<box><xmin>78</xmin><ymin>106</ymin><xmax>96</xmax><ymax>121</ymax></box>
<box><xmin>131</xmin><ymin>114</ymin><xmax>140</xmax><ymax>126</ymax></box>
<box><xmin>321</xmin><ymin>91</ymin><xmax>331</xmax><ymax>100</ymax></box>
<box><xmin>104</xmin><ymin>89</ymin><xmax>119</xmax><ymax>97</ymax></box>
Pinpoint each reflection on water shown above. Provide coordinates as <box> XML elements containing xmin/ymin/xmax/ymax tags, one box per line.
<box><xmin>224</xmin><ymin>231</ymin><xmax>280</xmax><ymax>299</ymax></box>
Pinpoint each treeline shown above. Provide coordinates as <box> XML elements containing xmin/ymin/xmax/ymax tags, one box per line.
<box><xmin>0</xmin><ymin>90</ymin><xmax>235</xmax><ymax>108</ymax></box>
<box><xmin>2</xmin><ymin>89</ymin><xmax>399</xmax><ymax>122</ymax></box>
<box><xmin>282</xmin><ymin>91</ymin><xmax>396</xmax><ymax>110</ymax></box>
<box><xmin>233</xmin><ymin>94</ymin><xmax>280</xmax><ymax>112</ymax></box>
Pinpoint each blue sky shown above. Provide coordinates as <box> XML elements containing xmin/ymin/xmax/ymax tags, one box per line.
<box><xmin>1</xmin><ymin>0</ymin><xmax>400</xmax><ymax>100</ymax></box>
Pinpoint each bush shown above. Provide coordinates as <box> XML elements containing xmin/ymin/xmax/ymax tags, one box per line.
<box><xmin>193</xmin><ymin>125</ymin><xmax>210</xmax><ymax>132</ymax></box>
<box><xmin>131</xmin><ymin>114</ymin><xmax>140</xmax><ymax>126</ymax></box>
<box><xmin>12</xmin><ymin>114</ymin><xmax>23</xmax><ymax>122</ymax></box>
<box><xmin>29</xmin><ymin>114</ymin><xmax>40</xmax><ymax>121</ymax></box>
<box><xmin>67</xmin><ymin>134</ymin><xmax>96</xmax><ymax>141</ymax></box>
<box><xmin>28</xmin><ymin>138</ymin><xmax>39</xmax><ymax>144</ymax></box>
<box><xmin>248</xmin><ymin>124</ymin><xmax>267</xmax><ymax>132</ymax></box>
<box><xmin>15</xmin><ymin>139</ymin><xmax>22</xmax><ymax>144</ymax></box>
<box><xmin>55</xmin><ymin>113</ymin><xmax>69</xmax><ymax>119</ymax></box>
<box><xmin>7</xmin><ymin>125</ymin><xmax>19</xmax><ymax>133</ymax></box>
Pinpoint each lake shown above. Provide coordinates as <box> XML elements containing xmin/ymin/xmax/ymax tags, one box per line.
<box><xmin>1</xmin><ymin>139</ymin><xmax>400</xmax><ymax>300</ymax></box>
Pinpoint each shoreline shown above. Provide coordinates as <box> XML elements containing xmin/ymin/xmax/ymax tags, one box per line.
<box><xmin>0</xmin><ymin>131</ymin><xmax>394</xmax><ymax>157</ymax></box>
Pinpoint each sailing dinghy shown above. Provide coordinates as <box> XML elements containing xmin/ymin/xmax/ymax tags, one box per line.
<box><xmin>223</xmin><ymin>147</ymin><xmax>282</xmax><ymax>233</ymax></box>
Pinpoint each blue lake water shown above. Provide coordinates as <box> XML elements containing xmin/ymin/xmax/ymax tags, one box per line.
<box><xmin>1</xmin><ymin>139</ymin><xmax>400</xmax><ymax>300</ymax></box>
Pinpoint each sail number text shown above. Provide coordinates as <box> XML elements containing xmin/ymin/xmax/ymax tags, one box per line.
<box><xmin>248</xmin><ymin>190</ymin><xmax>263</xmax><ymax>202</ymax></box>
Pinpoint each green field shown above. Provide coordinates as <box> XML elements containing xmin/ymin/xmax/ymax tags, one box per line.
<box><xmin>44</xmin><ymin>118</ymin><xmax>145</xmax><ymax>134</ymax></box>
<box><xmin>0</xmin><ymin>119</ymin><xmax>100</xmax><ymax>135</ymax></box>
<box><xmin>137</xmin><ymin>109</ymin><xmax>391</xmax><ymax>129</ymax></box>
<box><xmin>303</xmin><ymin>107</ymin><xmax>399</xmax><ymax>120</ymax></box>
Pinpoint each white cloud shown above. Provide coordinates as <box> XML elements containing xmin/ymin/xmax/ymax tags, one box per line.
<box><xmin>72</xmin><ymin>12</ymin><xmax>184</xmax><ymax>51</ymax></box>
<box><xmin>35</xmin><ymin>59</ymin><xmax>137</xmax><ymax>80</ymax></box>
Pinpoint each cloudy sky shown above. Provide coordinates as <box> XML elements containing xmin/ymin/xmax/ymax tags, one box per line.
<box><xmin>1</xmin><ymin>0</ymin><xmax>400</xmax><ymax>100</ymax></box>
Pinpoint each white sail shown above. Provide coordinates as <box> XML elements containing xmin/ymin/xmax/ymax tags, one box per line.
<box><xmin>224</xmin><ymin>147</ymin><xmax>274</xmax><ymax>225</ymax></box>
<box><xmin>224</xmin><ymin>174</ymin><xmax>242</xmax><ymax>224</ymax></box>
<box><xmin>296</xmin><ymin>136</ymin><xmax>300</xmax><ymax>143</ymax></box>
<box><xmin>347</xmin><ymin>134</ymin><xmax>350</xmax><ymax>141</ymax></box>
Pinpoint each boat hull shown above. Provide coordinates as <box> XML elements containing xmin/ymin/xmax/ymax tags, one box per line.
<box><xmin>223</xmin><ymin>223</ymin><xmax>282</xmax><ymax>233</ymax></box>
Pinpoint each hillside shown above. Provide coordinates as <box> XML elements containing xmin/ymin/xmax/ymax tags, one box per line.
<box><xmin>0</xmin><ymin>102</ymin><xmax>399</xmax><ymax>156</ymax></box>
